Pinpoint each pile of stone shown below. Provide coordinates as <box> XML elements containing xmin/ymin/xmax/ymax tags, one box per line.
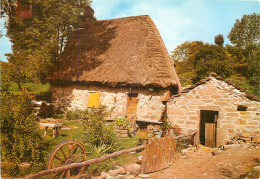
<box><xmin>93</xmin><ymin>163</ymin><xmax>148</xmax><ymax>179</ymax></box>
<box><xmin>226</xmin><ymin>133</ymin><xmax>260</xmax><ymax>145</ymax></box>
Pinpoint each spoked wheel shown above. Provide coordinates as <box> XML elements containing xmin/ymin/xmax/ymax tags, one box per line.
<box><xmin>46</xmin><ymin>140</ymin><xmax>87</xmax><ymax>179</ymax></box>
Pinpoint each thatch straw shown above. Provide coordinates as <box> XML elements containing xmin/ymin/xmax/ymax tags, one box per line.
<box><xmin>49</xmin><ymin>15</ymin><xmax>181</xmax><ymax>89</ymax></box>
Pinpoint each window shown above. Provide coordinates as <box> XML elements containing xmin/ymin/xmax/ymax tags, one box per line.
<box><xmin>237</xmin><ymin>105</ymin><xmax>247</xmax><ymax>111</ymax></box>
<box><xmin>88</xmin><ymin>92</ymin><xmax>100</xmax><ymax>108</ymax></box>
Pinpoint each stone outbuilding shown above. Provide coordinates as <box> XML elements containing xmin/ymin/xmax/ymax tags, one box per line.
<box><xmin>49</xmin><ymin>10</ymin><xmax>181</xmax><ymax>124</ymax></box>
<box><xmin>166</xmin><ymin>73</ymin><xmax>260</xmax><ymax>147</ymax></box>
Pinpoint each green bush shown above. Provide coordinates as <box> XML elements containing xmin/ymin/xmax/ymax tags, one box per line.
<box><xmin>0</xmin><ymin>92</ymin><xmax>44</xmax><ymax>167</ymax></box>
<box><xmin>66</xmin><ymin>109</ymin><xmax>88</xmax><ymax>120</ymax></box>
<box><xmin>83</xmin><ymin>106</ymin><xmax>118</xmax><ymax>152</ymax></box>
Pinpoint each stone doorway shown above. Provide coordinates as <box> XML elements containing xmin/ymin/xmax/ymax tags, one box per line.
<box><xmin>200</xmin><ymin>110</ymin><xmax>218</xmax><ymax>148</ymax></box>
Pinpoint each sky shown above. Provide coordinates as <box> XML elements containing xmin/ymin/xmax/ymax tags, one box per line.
<box><xmin>0</xmin><ymin>0</ymin><xmax>259</xmax><ymax>62</ymax></box>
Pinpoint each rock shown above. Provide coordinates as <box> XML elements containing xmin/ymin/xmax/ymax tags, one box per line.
<box><xmin>109</xmin><ymin>169</ymin><xmax>119</xmax><ymax>176</ymax></box>
<box><xmin>123</xmin><ymin>163</ymin><xmax>141</xmax><ymax>176</ymax></box>
<box><xmin>118</xmin><ymin>167</ymin><xmax>126</xmax><ymax>174</ymax></box>
<box><xmin>181</xmin><ymin>149</ymin><xmax>189</xmax><ymax>154</ymax></box>
<box><xmin>254</xmin><ymin>166</ymin><xmax>260</xmax><ymax>171</ymax></box>
<box><xmin>95</xmin><ymin>176</ymin><xmax>103</xmax><ymax>179</ymax></box>
<box><xmin>242</xmin><ymin>143</ymin><xmax>252</xmax><ymax>148</ymax></box>
<box><xmin>100</xmin><ymin>172</ymin><xmax>107</xmax><ymax>179</ymax></box>
<box><xmin>18</xmin><ymin>162</ymin><xmax>32</xmax><ymax>169</ymax></box>
<box><xmin>138</xmin><ymin>174</ymin><xmax>149</xmax><ymax>178</ymax></box>
<box><xmin>252</xmin><ymin>136</ymin><xmax>260</xmax><ymax>143</ymax></box>
<box><xmin>138</xmin><ymin>155</ymin><xmax>142</xmax><ymax>161</ymax></box>
<box><xmin>212</xmin><ymin>149</ymin><xmax>220</xmax><ymax>156</ymax></box>
<box><xmin>224</xmin><ymin>144</ymin><xmax>242</xmax><ymax>150</ymax></box>
<box><xmin>240</xmin><ymin>133</ymin><xmax>250</xmax><ymax>138</ymax></box>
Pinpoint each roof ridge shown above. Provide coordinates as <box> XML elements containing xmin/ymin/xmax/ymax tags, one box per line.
<box><xmin>167</xmin><ymin>74</ymin><xmax>260</xmax><ymax>102</ymax></box>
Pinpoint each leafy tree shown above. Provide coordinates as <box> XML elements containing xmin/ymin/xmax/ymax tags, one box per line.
<box><xmin>171</xmin><ymin>41</ymin><xmax>234</xmax><ymax>85</ymax></box>
<box><xmin>215</xmin><ymin>34</ymin><xmax>224</xmax><ymax>46</ymax></box>
<box><xmin>228</xmin><ymin>13</ymin><xmax>260</xmax><ymax>48</ymax></box>
<box><xmin>1</xmin><ymin>0</ymin><xmax>91</xmax><ymax>84</ymax></box>
<box><xmin>227</xmin><ymin>13</ymin><xmax>260</xmax><ymax>95</ymax></box>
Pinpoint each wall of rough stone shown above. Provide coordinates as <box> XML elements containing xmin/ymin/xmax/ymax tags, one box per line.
<box><xmin>51</xmin><ymin>85</ymin><xmax>168</xmax><ymax>122</ymax></box>
<box><xmin>167</xmin><ymin>77</ymin><xmax>260</xmax><ymax>147</ymax></box>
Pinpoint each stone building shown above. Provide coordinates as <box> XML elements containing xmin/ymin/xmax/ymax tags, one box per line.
<box><xmin>49</xmin><ymin>11</ymin><xmax>181</xmax><ymax>123</ymax></box>
<box><xmin>166</xmin><ymin>73</ymin><xmax>260</xmax><ymax>147</ymax></box>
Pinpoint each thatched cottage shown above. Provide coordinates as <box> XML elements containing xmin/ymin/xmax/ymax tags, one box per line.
<box><xmin>166</xmin><ymin>73</ymin><xmax>260</xmax><ymax>147</ymax></box>
<box><xmin>49</xmin><ymin>11</ymin><xmax>181</xmax><ymax>123</ymax></box>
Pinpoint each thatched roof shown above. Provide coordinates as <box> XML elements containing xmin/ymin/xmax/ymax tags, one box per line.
<box><xmin>49</xmin><ymin>15</ymin><xmax>181</xmax><ymax>89</ymax></box>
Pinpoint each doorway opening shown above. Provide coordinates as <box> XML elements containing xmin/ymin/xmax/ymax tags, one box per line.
<box><xmin>200</xmin><ymin>110</ymin><xmax>218</xmax><ymax>148</ymax></box>
<box><xmin>126</xmin><ymin>93</ymin><xmax>138</xmax><ymax>119</ymax></box>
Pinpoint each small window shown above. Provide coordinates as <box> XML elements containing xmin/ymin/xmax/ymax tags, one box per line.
<box><xmin>88</xmin><ymin>92</ymin><xmax>100</xmax><ymax>108</ymax></box>
<box><xmin>237</xmin><ymin>105</ymin><xmax>247</xmax><ymax>111</ymax></box>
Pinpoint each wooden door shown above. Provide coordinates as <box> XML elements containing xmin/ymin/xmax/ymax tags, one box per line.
<box><xmin>205</xmin><ymin>123</ymin><xmax>216</xmax><ymax>148</ymax></box>
<box><xmin>126</xmin><ymin>94</ymin><xmax>138</xmax><ymax>119</ymax></box>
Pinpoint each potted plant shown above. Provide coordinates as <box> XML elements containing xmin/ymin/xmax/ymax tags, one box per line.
<box><xmin>115</xmin><ymin>118</ymin><xmax>131</xmax><ymax>138</ymax></box>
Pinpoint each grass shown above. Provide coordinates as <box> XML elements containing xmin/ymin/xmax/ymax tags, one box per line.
<box><xmin>9</xmin><ymin>82</ymin><xmax>50</xmax><ymax>95</ymax></box>
<box><xmin>8</xmin><ymin>82</ymin><xmax>51</xmax><ymax>101</ymax></box>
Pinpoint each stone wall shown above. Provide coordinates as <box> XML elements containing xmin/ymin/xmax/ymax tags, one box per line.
<box><xmin>51</xmin><ymin>85</ymin><xmax>168</xmax><ymax>122</ymax></box>
<box><xmin>167</xmin><ymin>77</ymin><xmax>260</xmax><ymax>147</ymax></box>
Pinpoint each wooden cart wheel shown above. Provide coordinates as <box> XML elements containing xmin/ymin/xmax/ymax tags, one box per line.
<box><xmin>46</xmin><ymin>140</ymin><xmax>87</xmax><ymax>179</ymax></box>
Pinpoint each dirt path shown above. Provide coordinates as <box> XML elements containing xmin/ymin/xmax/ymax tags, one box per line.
<box><xmin>148</xmin><ymin>146</ymin><xmax>260</xmax><ymax>179</ymax></box>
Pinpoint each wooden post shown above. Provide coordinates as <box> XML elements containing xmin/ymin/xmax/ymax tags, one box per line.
<box><xmin>43</xmin><ymin>127</ymin><xmax>48</xmax><ymax>137</ymax></box>
<box><xmin>52</xmin><ymin>127</ymin><xmax>56</xmax><ymax>138</ymax></box>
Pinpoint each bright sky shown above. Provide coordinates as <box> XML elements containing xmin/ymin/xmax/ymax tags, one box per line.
<box><xmin>0</xmin><ymin>0</ymin><xmax>259</xmax><ymax>62</ymax></box>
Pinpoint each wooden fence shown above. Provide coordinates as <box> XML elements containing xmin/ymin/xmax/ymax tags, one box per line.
<box><xmin>141</xmin><ymin>136</ymin><xmax>175</xmax><ymax>173</ymax></box>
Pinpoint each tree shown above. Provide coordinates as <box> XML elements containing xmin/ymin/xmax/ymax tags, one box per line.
<box><xmin>215</xmin><ymin>34</ymin><xmax>224</xmax><ymax>46</ymax></box>
<box><xmin>227</xmin><ymin>13</ymin><xmax>260</xmax><ymax>95</ymax></box>
<box><xmin>171</xmin><ymin>41</ymin><xmax>235</xmax><ymax>85</ymax></box>
<box><xmin>1</xmin><ymin>0</ymin><xmax>92</xmax><ymax>84</ymax></box>
<box><xmin>228</xmin><ymin>13</ymin><xmax>260</xmax><ymax>48</ymax></box>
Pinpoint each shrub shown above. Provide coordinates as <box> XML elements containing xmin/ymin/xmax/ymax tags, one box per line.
<box><xmin>0</xmin><ymin>92</ymin><xmax>43</xmax><ymax>165</ymax></box>
<box><xmin>83</xmin><ymin>106</ymin><xmax>118</xmax><ymax>152</ymax></box>
<box><xmin>137</xmin><ymin>129</ymin><xmax>150</xmax><ymax>140</ymax></box>
<box><xmin>114</xmin><ymin>117</ymin><xmax>131</xmax><ymax>134</ymax></box>
<box><xmin>66</xmin><ymin>110</ymin><xmax>87</xmax><ymax>120</ymax></box>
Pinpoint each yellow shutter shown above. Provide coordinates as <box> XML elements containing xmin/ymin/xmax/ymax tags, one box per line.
<box><xmin>88</xmin><ymin>92</ymin><xmax>100</xmax><ymax>108</ymax></box>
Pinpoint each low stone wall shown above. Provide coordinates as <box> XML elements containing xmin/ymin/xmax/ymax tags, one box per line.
<box><xmin>167</xmin><ymin>77</ymin><xmax>260</xmax><ymax>147</ymax></box>
<box><xmin>51</xmin><ymin>85</ymin><xmax>168</xmax><ymax>122</ymax></box>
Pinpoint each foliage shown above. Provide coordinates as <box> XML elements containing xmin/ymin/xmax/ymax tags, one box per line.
<box><xmin>114</xmin><ymin>117</ymin><xmax>131</xmax><ymax>134</ymax></box>
<box><xmin>226</xmin><ymin>13</ymin><xmax>260</xmax><ymax>95</ymax></box>
<box><xmin>228</xmin><ymin>13</ymin><xmax>260</xmax><ymax>48</ymax></box>
<box><xmin>38</xmin><ymin>101</ymin><xmax>55</xmax><ymax>118</ymax></box>
<box><xmin>215</xmin><ymin>34</ymin><xmax>224</xmax><ymax>46</ymax></box>
<box><xmin>175</xmin><ymin>137</ymin><xmax>191</xmax><ymax>153</ymax></box>
<box><xmin>90</xmin><ymin>142</ymin><xmax>113</xmax><ymax>156</ymax></box>
<box><xmin>171</xmin><ymin>41</ymin><xmax>235</xmax><ymax>85</ymax></box>
<box><xmin>137</xmin><ymin>129</ymin><xmax>150</xmax><ymax>140</ymax></box>
<box><xmin>164</xmin><ymin>126</ymin><xmax>181</xmax><ymax>137</ymax></box>
<box><xmin>83</xmin><ymin>106</ymin><xmax>118</xmax><ymax>152</ymax></box>
<box><xmin>66</xmin><ymin>109</ymin><xmax>88</xmax><ymax>121</ymax></box>
<box><xmin>0</xmin><ymin>61</ymin><xmax>11</xmax><ymax>92</ymax></box>
<box><xmin>0</xmin><ymin>91</ymin><xmax>44</xmax><ymax>173</ymax></box>
<box><xmin>1</xmin><ymin>0</ymin><xmax>92</xmax><ymax>84</ymax></box>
